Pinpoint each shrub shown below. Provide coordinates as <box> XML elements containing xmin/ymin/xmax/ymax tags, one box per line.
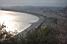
<box><xmin>25</xmin><ymin>27</ymin><xmax>58</xmax><ymax>44</ymax></box>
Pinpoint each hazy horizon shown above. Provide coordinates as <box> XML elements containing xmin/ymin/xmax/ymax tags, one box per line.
<box><xmin>0</xmin><ymin>0</ymin><xmax>67</xmax><ymax>7</ymax></box>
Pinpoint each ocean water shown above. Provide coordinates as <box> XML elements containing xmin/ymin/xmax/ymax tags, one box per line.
<box><xmin>0</xmin><ymin>10</ymin><xmax>39</xmax><ymax>35</ymax></box>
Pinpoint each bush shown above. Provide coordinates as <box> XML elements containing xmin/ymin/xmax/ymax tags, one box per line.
<box><xmin>25</xmin><ymin>27</ymin><xmax>58</xmax><ymax>44</ymax></box>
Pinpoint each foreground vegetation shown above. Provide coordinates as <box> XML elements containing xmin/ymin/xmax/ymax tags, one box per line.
<box><xmin>0</xmin><ymin>24</ymin><xmax>58</xmax><ymax>44</ymax></box>
<box><xmin>24</xmin><ymin>26</ymin><xmax>58</xmax><ymax>44</ymax></box>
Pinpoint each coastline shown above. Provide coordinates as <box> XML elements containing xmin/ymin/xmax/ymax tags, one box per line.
<box><xmin>0</xmin><ymin>10</ymin><xmax>45</xmax><ymax>38</ymax></box>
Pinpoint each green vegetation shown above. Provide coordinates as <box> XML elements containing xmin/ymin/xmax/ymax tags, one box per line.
<box><xmin>23</xmin><ymin>26</ymin><xmax>58</xmax><ymax>44</ymax></box>
<box><xmin>0</xmin><ymin>24</ymin><xmax>58</xmax><ymax>44</ymax></box>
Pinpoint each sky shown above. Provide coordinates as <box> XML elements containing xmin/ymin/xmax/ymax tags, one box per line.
<box><xmin>0</xmin><ymin>0</ymin><xmax>67</xmax><ymax>7</ymax></box>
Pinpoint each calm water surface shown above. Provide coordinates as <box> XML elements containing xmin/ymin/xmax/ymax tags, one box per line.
<box><xmin>0</xmin><ymin>10</ymin><xmax>39</xmax><ymax>35</ymax></box>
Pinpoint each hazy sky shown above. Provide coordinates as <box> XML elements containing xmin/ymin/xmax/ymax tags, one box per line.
<box><xmin>0</xmin><ymin>0</ymin><xmax>67</xmax><ymax>7</ymax></box>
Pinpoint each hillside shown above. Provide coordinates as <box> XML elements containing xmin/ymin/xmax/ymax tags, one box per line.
<box><xmin>0</xmin><ymin>6</ymin><xmax>67</xmax><ymax>44</ymax></box>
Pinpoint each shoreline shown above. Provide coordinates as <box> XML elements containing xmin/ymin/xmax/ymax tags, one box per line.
<box><xmin>0</xmin><ymin>10</ymin><xmax>45</xmax><ymax>38</ymax></box>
